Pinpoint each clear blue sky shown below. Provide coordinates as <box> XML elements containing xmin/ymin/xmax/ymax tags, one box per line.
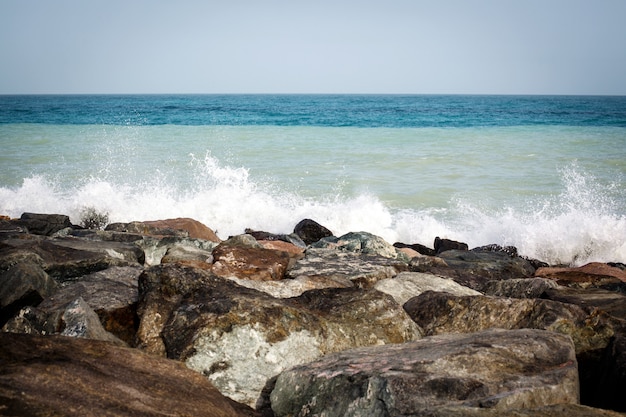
<box><xmin>1</xmin><ymin>0</ymin><xmax>625</xmax><ymax>95</ymax></box>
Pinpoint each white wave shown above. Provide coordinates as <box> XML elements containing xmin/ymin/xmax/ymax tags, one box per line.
<box><xmin>1</xmin><ymin>158</ymin><xmax>624</xmax><ymax>266</ymax></box>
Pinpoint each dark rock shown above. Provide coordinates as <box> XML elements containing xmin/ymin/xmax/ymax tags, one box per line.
<box><xmin>293</xmin><ymin>218</ymin><xmax>333</xmax><ymax>245</ymax></box>
<box><xmin>268</xmin><ymin>329</ymin><xmax>579</xmax><ymax>417</ymax></box>
<box><xmin>0</xmin><ymin>332</ymin><xmax>254</xmax><ymax>417</ymax></box>
<box><xmin>106</xmin><ymin>220</ymin><xmax>189</xmax><ymax>238</ymax></box>
<box><xmin>412</xmin><ymin>404</ymin><xmax>626</xmax><ymax>417</ymax></box>
<box><xmin>434</xmin><ymin>236</ymin><xmax>468</xmax><ymax>254</ymax></box>
<box><xmin>410</xmin><ymin>250</ymin><xmax>536</xmax><ymax>291</ymax></box>
<box><xmin>394</xmin><ymin>241</ymin><xmax>437</xmax><ymax>256</ymax></box>
<box><xmin>403</xmin><ymin>291</ymin><xmax>615</xmax><ymax>356</ymax></box>
<box><xmin>542</xmin><ymin>286</ymin><xmax>626</xmax><ymax>321</ymax></box>
<box><xmin>312</xmin><ymin>231</ymin><xmax>405</xmax><ymax>259</ymax></box>
<box><xmin>244</xmin><ymin>228</ymin><xmax>307</xmax><ymax>248</ymax></box>
<box><xmin>0</xmin><ymin>261</ymin><xmax>57</xmax><ymax>327</ymax></box>
<box><xmin>287</xmin><ymin>247</ymin><xmax>408</xmax><ymax>288</ymax></box>
<box><xmin>482</xmin><ymin>277</ymin><xmax>560</xmax><ymax>299</ymax></box>
<box><xmin>471</xmin><ymin>243</ymin><xmax>518</xmax><ymax>257</ymax></box>
<box><xmin>17</xmin><ymin>212</ymin><xmax>72</xmax><ymax>236</ymax></box>
<box><xmin>136</xmin><ymin>263</ymin><xmax>420</xmax><ymax>407</ymax></box>
<box><xmin>211</xmin><ymin>239</ymin><xmax>294</xmax><ymax>281</ymax></box>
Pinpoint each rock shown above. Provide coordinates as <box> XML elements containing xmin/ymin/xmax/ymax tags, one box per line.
<box><xmin>535</xmin><ymin>262</ymin><xmax>626</xmax><ymax>290</ymax></box>
<box><xmin>244</xmin><ymin>228</ymin><xmax>307</xmax><ymax>248</ymax></box>
<box><xmin>136</xmin><ymin>264</ymin><xmax>421</xmax><ymax>408</ymax></box>
<box><xmin>17</xmin><ymin>212</ymin><xmax>72</xmax><ymax>236</ymax></box>
<box><xmin>0</xmin><ymin>261</ymin><xmax>57</xmax><ymax>326</ymax></box>
<box><xmin>287</xmin><ymin>248</ymin><xmax>408</xmax><ymax>288</ymax></box>
<box><xmin>434</xmin><ymin>236</ymin><xmax>468</xmax><ymax>254</ymax></box>
<box><xmin>58</xmin><ymin>297</ymin><xmax>127</xmax><ymax>345</ymax></box>
<box><xmin>13</xmin><ymin>266</ymin><xmax>142</xmax><ymax>344</ymax></box>
<box><xmin>137</xmin><ymin>235</ymin><xmax>219</xmax><ymax>266</ymax></box>
<box><xmin>312</xmin><ymin>231</ymin><xmax>405</xmax><ymax>260</ymax></box>
<box><xmin>268</xmin><ymin>328</ymin><xmax>579</xmax><ymax>417</ymax></box>
<box><xmin>374</xmin><ymin>272</ymin><xmax>481</xmax><ymax>306</ymax></box>
<box><xmin>161</xmin><ymin>244</ymin><xmax>214</xmax><ymax>266</ymax></box>
<box><xmin>142</xmin><ymin>218</ymin><xmax>221</xmax><ymax>242</ymax></box>
<box><xmin>482</xmin><ymin>278</ymin><xmax>560</xmax><ymax>299</ymax></box>
<box><xmin>293</xmin><ymin>218</ymin><xmax>333</xmax><ymax>245</ymax></box>
<box><xmin>257</xmin><ymin>239</ymin><xmax>305</xmax><ymax>257</ymax></box>
<box><xmin>106</xmin><ymin>220</ymin><xmax>189</xmax><ymax>238</ymax></box>
<box><xmin>394</xmin><ymin>241</ymin><xmax>437</xmax><ymax>256</ymax></box>
<box><xmin>211</xmin><ymin>240</ymin><xmax>294</xmax><ymax>281</ymax></box>
<box><xmin>0</xmin><ymin>332</ymin><xmax>254</xmax><ymax>417</ymax></box>
<box><xmin>403</xmin><ymin>291</ymin><xmax>615</xmax><ymax>356</ymax></box>
<box><xmin>410</xmin><ymin>250</ymin><xmax>536</xmax><ymax>291</ymax></box>
<box><xmin>542</xmin><ymin>286</ymin><xmax>626</xmax><ymax>321</ymax></box>
<box><xmin>224</xmin><ymin>274</ymin><xmax>353</xmax><ymax>299</ymax></box>
<box><xmin>412</xmin><ymin>404</ymin><xmax>626</xmax><ymax>417</ymax></box>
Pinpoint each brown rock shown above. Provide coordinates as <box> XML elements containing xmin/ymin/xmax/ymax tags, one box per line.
<box><xmin>0</xmin><ymin>332</ymin><xmax>254</xmax><ymax>417</ymax></box>
<box><xmin>535</xmin><ymin>262</ymin><xmax>626</xmax><ymax>288</ymax></box>
<box><xmin>143</xmin><ymin>218</ymin><xmax>221</xmax><ymax>242</ymax></box>
<box><xmin>211</xmin><ymin>244</ymin><xmax>293</xmax><ymax>281</ymax></box>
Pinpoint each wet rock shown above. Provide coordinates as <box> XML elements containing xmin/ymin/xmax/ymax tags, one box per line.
<box><xmin>403</xmin><ymin>291</ymin><xmax>615</xmax><ymax>356</ymax></box>
<box><xmin>394</xmin><ymin>241</ymin><xmax>437</xmax><ymax>256</ymax></box>
<box><xmin>471</xmin><ymin>243</ymin><xmax>519</xmax><ymax>257</ymax></box>
<box><xmin>268</xmin><ymin>328</ymin><xmax>579</xmax><ymax>417</ymax></box>
<box><xmin>410</xmin><ymin>250</ymin><xmax>536</xmax><ymax>291</ymax></box>
<box><xmin>312</xmin><ymin>231</ymin><xmax>406</xmax><ymax>260</ymax></box>
<box><xmin>434</xmin><ymin>236</ymin><xmax>468</xmax><ymax>254</ymax></box>
<box><xmin>211</xmin><ymin>239</ymin><xmax>294</xmax><ymax>281</ymax></box>
<box><xmin>287</xmin><ymin>248</ymin><xmax>408</xmax><ymax>288</ymax></box>
<box><xmin>0</xmin><ymin>261</ymin><xmax>57</xmax><ymax>326</ymax></box>
<box><xmin>0</xmin><ymin>332</ymin><xmax>254</xmax><ymax>417</ymax></box>
<box><xmin>136</xmin><ymin>264</ymin><xmax>421</xmax><ymax>408</ymax></box>
<box><xmin>535</xmin><ymin>262</ymin><xmax>626</xmax><ymax>290</ymax></box>
<box><xmin>17</xmin><ymin>212</ymin><xmax>72</xmax><ymax>236</ymax></box>
<box><xmin>482</xmin><ymin>277</ymin><xmax>560</xmax><ymax>299</ymax></box>
<box><xmin>293</xmin><ymin>218</ymin><xmax>333</xmax><ymax>245</ymax></box>
<box><xmin>374</xmin><ymin>272</ymin><xmax>481</xmax><ymax>306</ymax></box>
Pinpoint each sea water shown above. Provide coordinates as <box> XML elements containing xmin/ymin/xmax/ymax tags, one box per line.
<box><xmin>1</xmin><ymin>95</ymin><xmax>625</xmax><ymax>266</ymax></box>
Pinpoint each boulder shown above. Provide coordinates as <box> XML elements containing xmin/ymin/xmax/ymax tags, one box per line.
<box><xmin>268</xmin><ymin>329</ymin><xmax>579</xmax><ymax>417</ymax></box>
<box><xmin>9</xmin><ymin>266</ymin><xmax>142</xmax><ymax>344</ymax></box>
<box><xmin>541</xmin><ymin>286</ymin><xmax>626</xmax><ymax>321</ymax></box>
<box><xmin>257</xmin><ymin>239</ymin><xmax>305</xmax><ymax>257</ymax></box>
<box><xmin>394</xmin><ymin>241</ymin><xmax>437</xmax><ymax>256</ymax></box>
<box><xmin>535</xmin><ymin>262</ymin><xmax>626</xmax><ymax>290</ymax></box>
<box><xmin>142</xmin><ymin>218</ymin><xmax>221</xmax><ymax>242</ymax></box>
<box><xmin>374</xmin><ymin>272</ymin><xmax>481</xmax><ymax>306</ymax></box>
<box><xmin>293</xmin><ymin>218</ymin><xmax>333</xmax><ymax>245</ymax></box>
<box><xmin>287</xmin><ymin>248</ymin><xmax>408</xmax><ymax>288</ymax></box>
<box><xmin>0</xmin><ymin>261</ymin><xmax>57</xmax><ymax>326</ymax></box>
<box><xmin>17</xmin><ymin>212</ymin><xmax>72</xmax><ymax>236</ymax></box>
<box><xmin>482</xmin><ymin>277</ymin><xmax>560</xmax><ymax>299</ymax></box>
<box><xmin>136</xmin><ymin>264</ymin><xmax>421</xmax><ymax>408</ymax></box>
<box><xmin>434</xmin><ymin>236</ymin><xmax>468</xmax><ymax>254</ymax></box>
<box><xmin>211</xmin><ymin>240</ymin><xmax>294</xmax><ymax>281</ymax></box>
<box><xmin>410</xmin><ymin>250</ymin><xmax>536</xmax><ymax>291</ymax></box>
<box><xmin>403</xmin><ymin>291</ymin><xmax>615</xmax><ymax>356</ymax></box>
<box><xmin>244</xmin><ymin>228</ymin><xmax>307</xmax><ymax>248</ymax></box>
<box><xmin>312</xmin><ymin>231</ymin><xmax>406</xmax><ymax>260</ymax></box>
<box><xmin>137</xmin><ymin>235</ymin><xmax>218</xmax><ymax>266</ymax></box>
<box><xmin>106</xmin><ymin>220</ymin><xmax>189</xmax><ymax>238</ymax></box>
<box><xmin>0</xmin><ymin>332</ymin><xmax>254</xmax><ymax>417</ymax></box>
<box><xmin>223</xmin><ymin>274</ymin><xmax>353</xmax><ymax>299</ymax></box>
<box><xmin>410</xmin><ymin>404</ymin><xmax>626</xmax><ymax>417</ymax></box>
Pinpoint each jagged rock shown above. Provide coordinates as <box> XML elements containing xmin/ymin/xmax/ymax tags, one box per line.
<box><xmin>136</xmin><ymin>264</ymin><xmax>421</xmax><ymax>408</ymax></box>
<box><xmin>293</xmin><ymin>218</ymin><xmax>333</xmax><ymax>245</ymax></box>
<box><xmin>374</xmin><ymin>272</ymin><xmax>481</xmax><ymax>306</ymax></box>
<box><xmin>434</xmin><ymin>236</ymin><xmax>468</xmax><ymax>254</ymax></box>
<box><xmin>0</xmin><ymin>236</ymin><xmax>144</xmax><ymax>283</ymax></box>
<box><xmin>142</xmin><ymin>218</ymin><xmax>221</xmax><ymax>242</ymax></box>
<box><xmin>535</xmin><ymin>262</ymin><xmax>626</xmax><ymax>290</ymax></box>
<box><xmin>257</xmin><ymin>239</ymin><xmax>305</xmax><ymax>257</ymax></box>
<box><xmin>17</xmin><ymin>212</ymin><xmax>72</xmax><ymax>236</ymax></box>
<box><xmin>312</xmin><ymin>231</ymin><xmax>406</xmax><ymax>260</ymax></box>
<box><xmin>161</xmin><ymin>244</ymin><xmax>214</xmax><ymax>266</ymax></box>
<box><xmin>268</xmin><ymin>328</ymin><xmax>579</xmax><ymax>417</ymax></box>
<box><xmin>403</xmin><ymin>291</ymin><xmax>615</xmax><ymax>356</ymax></box>
<box><xmin>410</xmin><ymin>250</ymin><xmax>536</xmax><ymax>291</ymax></box>
<box><xmin>223</xmin><ymin>274</ymin><xmax>353</xmax><ymax>298</ymax></box>
<box><xmin>542</xmin><ymin>286</ymin><xmax>626</xmax><ymax>321</ymax></box>
<box><xmin>211</xmin><ymin>239</ymin><xmax>294</xmax><ymax>281</ymax></box>
<box><xmin>106</xmin><ymin>220</ymin><xmax>189</xmax><ymax>238</ymax></box>
<box><xmin>394</xmin><ymin>241</ymin><xmax>437</xmax><ymax>256</ymax></box>
<box><xmin>137</xmin><ymin>235</ymin><xmax>218</xmax><ymax>266</ymax></box>
<box><xmin>0</xmin><ymin>332</ymin><xmax>254</xmax><ymax>417</ymax></box>
<box><xmin>482</xmin><ymin>277</ymin><xmax>560</xmax><ymax>299</ymax></box>
<box><xmin>67</xmin><ymin>228</ymin><xmax>146</xmax><ymax>242</ymax></box>
<box><xmin>287</xmin><ymin>248</ymin><xmax>408</xmax><ymax>288</ymax></box>
<box><xmin>0</xmin><ymin>261</ymin><xmax>57</xmax><ymax>326</ymax></box>
<box><xmin>471</xmin><ymin>243</ymin><xmax>519</xmax><ymax>257</ymax></box>
<box><xmin>244</xmin><ymin>228</ymin><xmax>307</xmax><ymax>248</ymax></box>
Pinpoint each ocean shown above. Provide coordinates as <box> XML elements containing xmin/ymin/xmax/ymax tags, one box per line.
<box><xmin>1</xmin><ymin>94</ymin><xmax>625</xmax><ymax>266</ymax></box>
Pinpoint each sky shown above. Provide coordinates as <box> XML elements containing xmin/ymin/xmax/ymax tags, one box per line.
<box><xmin>1</xmin><ymin>0</ymin><xmax>625</xmax><ymax>95</ymax></box>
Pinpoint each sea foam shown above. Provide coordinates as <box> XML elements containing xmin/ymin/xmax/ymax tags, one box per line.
<box><xmin>1</xmin><ymin>155</ymin><xmax>624</xmax><ymax>267</ymax></box>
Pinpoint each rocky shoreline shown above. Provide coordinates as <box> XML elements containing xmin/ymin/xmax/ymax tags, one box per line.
<box><xmin>1</xmin><ymin>212</ymin><xmax>626</xmax><ymax>416</ymax></box>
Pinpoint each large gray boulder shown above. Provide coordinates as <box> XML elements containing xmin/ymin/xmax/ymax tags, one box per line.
<box><xmin>268</xmin><ymin>328</ymin><xmax>579</xmax><ymax>417</ymax></box>
<box><xmin>135</xmin><ymin>264</ymin><xmax>421</xmax><ymax>408</ymax></box>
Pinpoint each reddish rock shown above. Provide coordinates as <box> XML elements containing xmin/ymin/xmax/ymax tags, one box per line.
<box><xmin>0</xmin><ymin>332</ymin><xmax>255</xmax><ymax>417</ymax></box>
<box><xmin>258</xmin><ymin>240</ymin><xmax>305</xmax><ymax>257</ymax></box>
<box><xmin>211</xmin><ymin>244</ymin><xmax>293</xmax><ymax>281</ymax></box>
<box><xmin>143</xmin><ymin>218</ymin><xmax>221</xmax><ymax>242</ymax></box>
<box><xmin>535</xmin><ymin>262</ymin><xmax>626</xmax><ymax>287</ymax></box>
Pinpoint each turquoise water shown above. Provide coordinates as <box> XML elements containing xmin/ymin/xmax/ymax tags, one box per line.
<box><xmin>1</xmin><ymin>95</ymin><xmax>625</xmax><ymax>265</ymax></box>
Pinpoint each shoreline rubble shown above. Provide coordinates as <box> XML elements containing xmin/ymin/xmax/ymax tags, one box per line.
<box><xmin>1</xmin><ymin>212</ymin><xmax>626</xmax><ymax>416</ymax></box>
